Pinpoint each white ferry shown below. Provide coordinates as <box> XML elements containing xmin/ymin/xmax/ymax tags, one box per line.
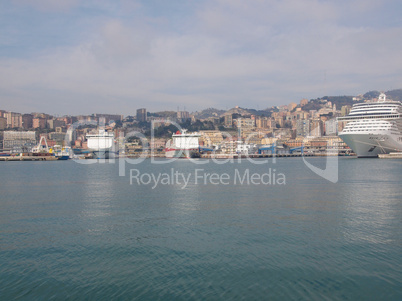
<box><xmin>338</xmin><ymin>93</ymin><xmax>402</xmax><ymax>157</ymax></box>
<box><xmin>86</xmin><ymin>129</ymin><xmax>114</xmax><ymax>159</ymax></box>
<box><xmin>165</xmin><ymin>130</ymin><xmax>200</xmax><ymax>158</ymax></box>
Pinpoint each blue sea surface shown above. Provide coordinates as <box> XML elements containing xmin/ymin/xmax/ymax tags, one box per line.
<box><xmin>0</xmin><ymin>157</ymin><xmax>401</xmax><ymax>300</ymax></box>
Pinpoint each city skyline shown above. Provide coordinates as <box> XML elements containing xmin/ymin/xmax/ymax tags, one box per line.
<box><xmin>1</xmin><ymin>0</ymin><xmax>402</xmax><ymax>115</ymax></box>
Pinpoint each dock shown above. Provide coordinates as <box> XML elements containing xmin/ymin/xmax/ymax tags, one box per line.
<box><xmin>0</xmin><ymin>154</ymin><xmax>58</xmax><ymax>161</ymax></box>
<box><xmin>201</xmin><ymin>153</ymin><xmax>323</xmax><ymax>159</ymax></box>
<box><xmin>378</xmin><ymin>152</ymin><xmax>402</xmax><ymax>159</ymax></box>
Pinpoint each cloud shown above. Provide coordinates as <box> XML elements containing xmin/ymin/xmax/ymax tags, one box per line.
<box><xmin>12</xmin><ymin>0</ymin><xmax>79</xmax><ymax>11</ymax></box>
<box><xmin>0</xmin><ymin>0</ymin><xmax>402</xmax><ymax>114</ymax></box>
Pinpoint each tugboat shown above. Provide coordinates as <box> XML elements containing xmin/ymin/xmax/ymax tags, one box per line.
<box><xmin>53</xmin><ymin>145</ymin><xmax>72</xmax><ymax>160</ymax></box>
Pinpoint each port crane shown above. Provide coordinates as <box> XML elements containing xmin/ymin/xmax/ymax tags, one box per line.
<box><xmin>32</xmin><ymin>136</ymin><xmax>49</xmax><ymax>153</ymax></box>
<box><xmin>289</xmin><ymin>146</ymin><xmax>305</xmax><ymax>154</ymax></box>
<box><xmin>258</xmin><ymin>144</ymin><xmax>276</xmax><ymax>154</ymax></box>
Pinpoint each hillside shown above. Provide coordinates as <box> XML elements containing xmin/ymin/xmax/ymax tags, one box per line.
<box><xmin>192</xmin><ymin>108</ymin><xmax>226</xmax><ymax>119</ymax></box>
<box><xmin>384</xmin><ymin>89</ymin><xmax>402</xmax><ymax>101</ymax></box>
<box><xmin>306</xmin><ymin>95</ymin><xmax>357</xmax><ymax>111</ymax></box>
<box><xmin>190</xmin><ymin>89</ymin><xmax>402</xmax><ymax>118</ymax></box>
<box><xmin>363</xmin><ymin>89</ymin><xmax>402</xmax><ymax>101</ymax></box>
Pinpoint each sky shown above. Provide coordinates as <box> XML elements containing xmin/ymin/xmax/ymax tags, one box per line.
<box><xmin>1</xmin><ymin>0</ymin><xmax>402</xmax><ymax>116</ymax></box>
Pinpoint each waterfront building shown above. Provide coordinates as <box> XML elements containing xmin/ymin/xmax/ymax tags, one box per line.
<box><xmin>309</xmin><ymin>110</ymin><xmax>319</xmax><ymax>118</ymax></box>
<box><xmin>5</xmin><ymin>112</ymin><xmax>22</xmax><ymax>129</ymax></box>
<box><xmin>341</xmin><ymin>105</ymin><xmax>351</xmax><ymax>116</ymax></box>
<box><xmin>305</xmin><ymin>136</ymin><xmax>345</xmax><ymax>153</ymax></box>
<box><xmin>224</xmin><ymin>114</ymin><xmax>233</xmax><ymax>127</ymax></box>
<box><xmin>59</xmin><ymin>116</ymin><xmax>75</xmax><ymax>125</ymax></box>
<box><xmin>236</xmin><ymin>141</ymin><xmax>258</xmax><ymax>155</ymax></box>
<box><xmin>3</xmin><ymin>131</ymin><xmax>36</xmax><ymax>151</ymax></box>
<box><xmin>235</xmin><ymin>118</ymin><xmax>256</xmax><ymax>138</ymax></box>
<box><xmin>22</xmin><ymin>114</ymin><xmax>33</xmax><ymax>129</ymax></box>
<box><xmin>288</xmin><ymin>102</ymin><xmax>297</xmax><ymax>111</ymax></box>
<box><xmin>0</xmin><ymin>117</ymin><xmax>7</xmax><ymax>130</ymax></box>
<box><xmin>77</xmin><ymin>115</ymin><xmax>96</xmax><ymax>122</ymax></box>
<box><xmin>55</xmin><ymin>119</ymin><xmax>66</xmax><ymax>129</ymax></box>
<box><xmin>47</xmin><ymin>118</ymin><xmax>66</xmax><ymax>130</ymax></box>
<box><xmin>235</xmin><ymin>118</ymin><xmax>255</xmax><ymax>129</ymax></box>
<box><xmin>32</xmin><ymin>113</ymin><xmax>51</xmax><ymax>119</ymax></box>
<box><xmin>137</xmin><ymin>108</ymin><xmax>147</xmax><ymax>122</ymax></box>
<box><xmin>260</xmin><ymin>137</ymin><xmax>278</xmax><ymax>146</ymax></box>
<box><xmin>55</xmin><ymin>127</ymin><xmax>64</xmax><ymax>134</ymax></box>
<box><xmin>296</xmin><ymin>119</ymin><xmax>310</xmax><ymax>137</ymax></box>
<box><xmin>310</xmin><ymin>119</ymin><xmax>324</xmax><ymax>138</ymax></box>
<box><xmin>177</xmin><ymin>111</ymin><xmax>190</xmax><ymax>123</ymax></box>
<box><xmin>65</xmin><ymin>128</ymin><xmax>77</xmax><ymax>146</ymax></box>
<box><xmin>47</xmin><ymin>119</ymin><xmax>55</xmax><ymax>130</ymax></box>
<box><xmin>220</xmin><ymin>139</ymin><xmax>237</xmax><ymax>154</ymax></box>
<box><xmin>300</xmin><ymin>98</ymin><xmax>309</xmax><ymax>107</ymax></box>
<box><xmin>325</xmin><ymin>118</ymin><xmax>338</xmax><ymax>136</ymax></box>
<box><xmin>206</xmin><ymin>116</ymin><xmax>220</xmax><ymax>125</ymax></box>
<box><xmin>240</xmin><ymin>129</ymin><xmax>265</xmax><ymax>143</ymax></box>
<box><xmin>278</xmin><ymin>105</ymin><xmax>288</xmax><ymax>112</ymax></box>
<box><xmin>255</xmin><ymin>117</ymin><xmax>271</xmax><ymax>129</ymax></box>
<box><xmin>295</xmin><ymin>111</ymin><xmax>309</xmax><ymax>120</ymax></box>
<box><xmin>33</xmin><ymin>117</ymin><xmax>47</xmax><ymax>129</ymax></box>
<box><xmin>150</xmin><ymin>138</ymin><xmax>167</xmax><ymax>150</ymax></box>
<box><xmin>94</xmin><ymin>114</ymin><xmax>123</xmax><ymax>123</ymax></box>
<box><xmin>284</xmin><ymin>137</ymin><xmax>304</xmax><ymax>148</ymax></box>
<box><xmin>274</xmin><ymin>117</ymin><xmax>284</xmax><ymax>127</ymax></box>
<box><xmin>275</xmin><ymin>128</ymin><xmax>293</xmax><ymax>140</ymax></box>
<box><xmin>199</xmin><ymin>131</ymin><xmax>224</xmax><ymax>147</ymax></box>
<box><xmin>49</xmin><ymin>132</ymin><xmax>67</xmax><ymax>143</ymax></box>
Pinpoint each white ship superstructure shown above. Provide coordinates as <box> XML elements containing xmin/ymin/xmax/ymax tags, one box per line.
<box><xmin>86</xmin><ymin>129</ymin><xmax>114</xmax><ymax>158</ymax></box>
<box><xmin>338</xmin><ymin>93</ymin><xmax>402</xmax><ymax>157</ymax></box>
<box><xmin>165</xmin><ymin>130</ymin><xmax>200</xmax><ymax>158</ymax></box>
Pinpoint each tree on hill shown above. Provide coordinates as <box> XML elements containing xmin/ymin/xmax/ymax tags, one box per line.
<box><xmin>385</xmin><ymin>89</ymin><xmax>402</xmax><ymax>101</ymax></box>
<box><xmin>305</xmin><ymin>95</ymin><xmax>357</xmax><ymax>111</ymax></box>
<box><xmin>301</xmin><ymin>100</ymin><xmax>322</xmax><ymax>111</ymax></box>
<box><xmin>363</xmin><ymin>91</ymin><xmax>380</xmax><ymax>100</ymax></box>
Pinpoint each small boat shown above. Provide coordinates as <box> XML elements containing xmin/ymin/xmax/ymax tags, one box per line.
<box><xmin>52</xmin><ymin>145</ymin><xmax>72</xmax><ymax>160</ymax></box>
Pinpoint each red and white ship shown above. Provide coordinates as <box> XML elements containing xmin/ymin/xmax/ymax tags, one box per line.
<box><xmin>165</xmin><ymin>130</ymin><xmax>200</xmax><ymax>158</ymax></box>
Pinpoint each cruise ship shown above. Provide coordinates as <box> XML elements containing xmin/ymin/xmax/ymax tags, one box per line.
<box><xmin>165</xmin><ymin>130</ymin><xmax>200</xmax><ymax>158</ymax></box>
<box><xmin>338</xmin><ymin>93</ymin><xmax>402</xmax><ymax>157</ymax></box>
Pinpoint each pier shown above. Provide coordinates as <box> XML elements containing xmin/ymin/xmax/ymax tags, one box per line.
<box><xmin>200</xmin><ymin>152</ymin><xmax>338</xmax><ymax>159</ymax></box>
<box><xmin>379</xmin><ymin>152</ymin><xmax>402</xmax><ymax>159</ymax></box>
<box><xmin>0</xmin><ymin>154</ymin><xmax>57</xmax><ymax>161</ymax></box>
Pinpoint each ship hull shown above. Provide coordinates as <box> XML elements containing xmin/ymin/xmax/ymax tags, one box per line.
<box><xmin>56</xmin><ymin>155</ymin><xmax>70</xmax><ymax>160</ymax></box>
<box><xmin>92</xmin><ymin>150</ymin><xmax>115</xmax><ymax>159</ymax></box>
<box><xmin>339</xmin><ymin>132</ymin><xmax>402</xmax><ymax>157</ymax></box>
<box><xmin>165</xmin><ymin>148</ymin><xmax>199</xmax><ymax>158</ymax></box>
<box><xmin>54</xmin><ymin>148</ymin><xmax>72</xmax><ymax>160</ymax></box>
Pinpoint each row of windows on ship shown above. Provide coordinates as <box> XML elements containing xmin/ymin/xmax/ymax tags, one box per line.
<box><xmin>342</xmin><ymin>114</ymin><xmax>400</xmax><ymax>119</ymax></box>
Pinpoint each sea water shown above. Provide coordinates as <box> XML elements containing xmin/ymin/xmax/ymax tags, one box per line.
<box><xmin>0</xmin><ymin>157</ymin><xmax>401</xmax><ymax>300</ymax></box>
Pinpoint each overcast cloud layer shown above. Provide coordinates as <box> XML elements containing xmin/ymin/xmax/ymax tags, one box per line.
<box><xmin>1</xmin><ymin>0</ymin><xmax>401</xmax><ymax>115</ymax></box>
